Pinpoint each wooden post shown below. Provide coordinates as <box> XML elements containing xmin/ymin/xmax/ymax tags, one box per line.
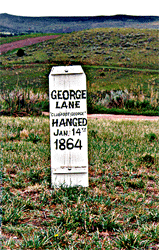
<box><xmin>49</xmin><ymin>66</ymin><xmax>88</xmax><ymax>187</ymax></box>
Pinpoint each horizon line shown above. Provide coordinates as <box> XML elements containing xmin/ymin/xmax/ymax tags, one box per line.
<box><xmin>1</xmin><ymin>13</ymin><xmax>159</xmax><ymax>18</ymax></box>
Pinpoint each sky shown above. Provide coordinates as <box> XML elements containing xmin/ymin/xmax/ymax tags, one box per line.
<box><xmin>1</xmin><ymin>0</ymin><xmax>158</xmax><ymax>17</ymax></box>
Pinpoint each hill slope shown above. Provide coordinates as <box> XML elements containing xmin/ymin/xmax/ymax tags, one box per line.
<box><xmin>0</xmin><ymin>13</ymin><xmax>159</xmax><ymax>34</ymax></box>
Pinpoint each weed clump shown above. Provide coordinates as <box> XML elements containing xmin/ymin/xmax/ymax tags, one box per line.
<box><xmin>145</xmin><ymin>132</ymin><xmax>158</xmax><ymax>142</ymax></box>
<box><xmin>141</xmin><ymin>153</ymin><xmax>155</xmax><ymax>165</ymax></box>
<box><xmin>27</xmin><ymin>133</ymin><xmax>41</xmax><ymax>143</ymax></box>
<box><xmin>17</xmin><ymin>48</ymin><xmax>25</xmax><ymax>57</ymax></box>
<box><xmin>115</xmin><ymin>231</ymin><xmax>149</xmax><ymax>249</ymax></box>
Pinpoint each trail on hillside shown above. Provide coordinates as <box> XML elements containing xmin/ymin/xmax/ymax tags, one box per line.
<box><xmin>83</xmin><ymin>65</ymin><xmax>159</xmax><ymax>73</ymax></box>
<box><xmin>0</xmin><ymin>35</ymin><xmax>59</xmax><ymax>54</ymax></box>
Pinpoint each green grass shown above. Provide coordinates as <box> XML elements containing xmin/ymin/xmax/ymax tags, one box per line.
<box><xmin>1</xmin><ymin>28</ymin><xmax>158</xmax><ymax>69</ymax></box>
<box><xmin>0</xmin><ymin>64</ymin><xmax>50</xmax><ymax>92</ymax></box>
<box><xmin>0</xmin><ymin>28</ymin><xmax>158</xmax><ymax>116</ymax></box>
<box><xmin>1</xmin><ymin>63</ymin><xmax>158</xmax><ymax>95</ymax></box>
<box><xmin>0</xmin><ymin>64</ymin><xmax>158</xmax><ymax>115</ymax></box>
<box><xmin>1</xmin><ymin>116</ymin><xmax>159</xmax><ymax>249</ymax></box>
<box><xmin>84</xmin><ymin>66</ymin><xmax>159</xmax><ymax>92</ymax></box>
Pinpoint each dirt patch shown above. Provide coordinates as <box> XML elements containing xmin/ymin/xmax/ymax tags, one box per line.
<box><xmin>87</xmin><ymin>114</ymin><xmax>159</xmax><ymax>121</ymax></box>
<box><xmin>0</xmin><ymin>35</ymin><xmax>59</xmax><ymax>54</ymax></box>
<box><xmin>42</xmin><ymin>112</ymin><xmax>159</xmax><ymax>121</ymax></box>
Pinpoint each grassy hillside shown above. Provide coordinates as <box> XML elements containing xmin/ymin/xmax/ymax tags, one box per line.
<box><xmin>1</xmin><ymin>117</ymin><xmax>159</xmax><ymax>249</ymax></box>
<box><xmin>1</xmin><ymin>28</ymin><xmax>159</xmax><ymax>69</ymax></box>
<box><xmin>0</xmin><ymin>28</ymin><xmax>159</xmax><ymax>115</ymax></box>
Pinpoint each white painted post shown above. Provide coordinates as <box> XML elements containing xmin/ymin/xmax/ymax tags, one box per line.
<box><xmin>49</xmin><ymin>66</ymin><xmax>88</xmax><ymax>187</ymax></box>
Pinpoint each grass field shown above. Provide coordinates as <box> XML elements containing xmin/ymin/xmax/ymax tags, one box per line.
<box><xmin>1</xmin><ymin>28</ymin><xmax>159</xmax><ymax>69</ymax></box>
<box><xmin>0</xmin><ymin>28</ymin><xmax>158</xmax><ymax>116</ymax></box>
<box><xmin>1</xmin><ymin>116</ymin><xmax>159</xmax><ymax>249</ymax></box>
<box><xmin>0</xmin><ymin>27</ymin><xmax>158</xmax><ymax>249</ymax></box>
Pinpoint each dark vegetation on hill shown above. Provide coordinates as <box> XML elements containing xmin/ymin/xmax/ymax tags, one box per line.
<box><xmin>0</xmin><ymin>13</ymin><xmax>159</xmax><ymax>34</ymax></box>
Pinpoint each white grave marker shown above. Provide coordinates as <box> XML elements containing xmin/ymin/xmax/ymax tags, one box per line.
<box><xmin>49</xmin><ymin>66</ymin><xmax>88</xmax><ymax>187</ymax></box>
